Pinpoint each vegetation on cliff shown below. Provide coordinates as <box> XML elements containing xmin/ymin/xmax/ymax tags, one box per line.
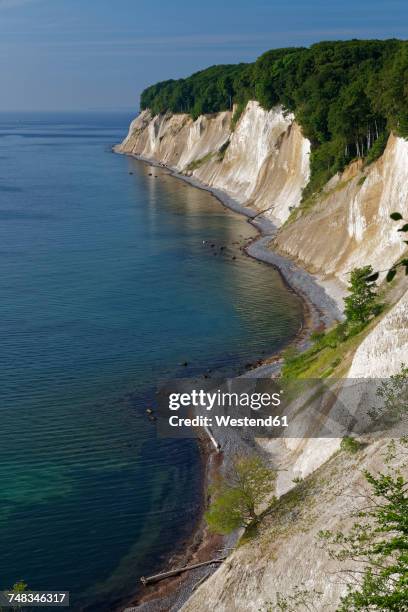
<box><xmin>344</xmin><ymin>266</ymin><xmax>382</xmax><ymax>325</ymax></box>
<box><xmin>205</xmin><ymin>455</ymin><xmax>276</xmax><ymax>535</ymax></box>
<box><xmin>263</xmin><ymin>438</ymin><xmax>408</xmax><ymax>611</ymax></box>
<box><xmin>282</xmin><ymin>265</ymin><xmax>384</xmax><ymax>379</ymax></box>
<box><xmin>320</xmin><ymin>440</ymin><xmax>408</xmax><ymax>611</ymax></box>
<box><xmin>141</xmin><ymin>40</ymin><xmax>408</xmax><ymax>196</ymax></box>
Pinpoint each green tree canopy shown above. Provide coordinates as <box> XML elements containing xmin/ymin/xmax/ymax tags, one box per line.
<box><xmin>344</xmin><ymin>265</ymin><xmax>381</xmax><ymax>326</ymax></box>
<box><xmin>140</xmin><ymin>39</ymin><xmax>408</xmax><ymax>196</ymax></box>
<box><xmin>205</xmin><ymin>455</ymin><xmax>276</xmax><ymax>535</ymax></box>
<box><xmin>321</xmin><ymin>466</ymin><xmax>408</xmax><ymax>611</ymax></box>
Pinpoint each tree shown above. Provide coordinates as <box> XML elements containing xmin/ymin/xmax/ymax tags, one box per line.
<box><xmin>379</xmin><ymin>212</ymin><xmax>408</xmax><ymax>283</ymax></box>
<box><xmin>205</xmin><ymin>455</ymin><xmax>276</xmax><ymax>534</ymax></box>
<box><xmin>343</xmin><ymin>265</ymin><xmax>380</xmax><ymax>325</ymax></box>
<box><xmin>319</xmin><ymin>459</ymin><xmax>408</xmax><ymax>611</ymax></box>
<box><xmin>260</xmin><ymin>439</ymin><xmax>408</xmax><ymax>611</ymax></box>
<box><xmin>369</xmin><ymin>363</ymin><xmax>408</xmax><ymax>425</ymax></box>
<box><xmin>140</xmin><ymin>40</ymin><xmax>407</xmax><ymax>196</ymax></box>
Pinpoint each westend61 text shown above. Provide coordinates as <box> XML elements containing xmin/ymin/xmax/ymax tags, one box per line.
<box><xmin>168</xmin><ymin>415</ymin><xmax>288</xmax><ymax>427</ymax></box>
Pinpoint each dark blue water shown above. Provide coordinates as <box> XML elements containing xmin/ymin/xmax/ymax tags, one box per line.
<box><xmin>0</xmin><ymin>112</ymin><xmax>302</xmax><ymax>609</ymax></box>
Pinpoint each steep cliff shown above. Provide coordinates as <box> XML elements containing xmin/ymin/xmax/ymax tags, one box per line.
<box><xmin>274</xmin><ymin>134</ymin><xmax>408</xmax><ymax>284</ymax></box>
<box><xmin>180</xmin><ymin>437</ymin><xmax>406</xmax><ymax>612</ymax></box>
<box><xmin>119</xmin><ymin>108</ymin><xmax>232</xmax><ymax>170</ymax></box>
<box><xmin>348</xmin><ymin>285</ymin><xmax>408</xmax><ymax>378</ymax></box>
<box><xmin>118</xmin><ymin>103</ymin><xmax>408</xmax><ymax>289</ymax></box>
<box><xmin>118</xmin><ymin>102</ymin><xmax>408</xmax><ymax>483</ymax></box>
<box><xmin>119</xmin><ymin>103</ymin><xmax>408</xmax><ymax>612</ymax></box>
<box><xmin>178</xmin><ymin>288</ymin><xmax>408</xmax><ymax>612</ymax></box>
<box><xmin>117</xmin><ymin>101</ymin><xmax>310</xmax><ymax>226</ymax></box>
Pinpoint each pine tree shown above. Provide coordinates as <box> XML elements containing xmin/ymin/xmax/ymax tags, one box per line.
<box><xmin>344</xmin><ymin>266</ymin><xmax>379</xmax><ymax>325</ymax></box>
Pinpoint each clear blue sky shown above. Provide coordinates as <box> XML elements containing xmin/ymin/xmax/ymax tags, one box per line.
<box><xmin>2</xmin><ymin>0</ymin><xmax>408</xmax><ymax>111</ymax></box>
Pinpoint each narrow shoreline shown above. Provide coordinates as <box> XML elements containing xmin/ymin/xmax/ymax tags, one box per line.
<box><xmin>116</xmin><ymin>149</ymin><xmax>343</xmax><ymax>337</ymax></box>
<box><xmin>115</xmin><ymin>149</ymin><xmax>344</xmax><ymax>611</ymax></box>
<box><xmin>122</xmin><ymin>436</ymin><xmax>224</xmax><ymax>612</ymax></box>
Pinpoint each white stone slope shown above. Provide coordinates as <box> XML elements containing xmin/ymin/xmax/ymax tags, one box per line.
<box><xmin>118</xmin><ymin>101</ymin><xmax>408</xmax><ymax>611</ymax></box>
<box><xmin>180</xmin><ymin>288</ymin><xmax>408</xmax><ymax>612</ymax></box>
<box><xmin>348</xmin><ymin>285</ymin><xmax>408</xmax><ymax>378</ymax></box>
<box><xmin>180</xmin><ymin>438</ymin><xmax>406</xmax><ymax>612</ymax></box>
<box><xmin>119</xmin><ymin>109</ymin><xmax>232</xmax><ymax>169</ymax></box>
<box><xmin>117</xmin><ymin>101</ymin><xmax>311</xmax><ymax>226</ymax></box>
<box><xmin>119</xmin><ymin>104</ymin><xmax>408</xmax><ymax>294</ymax></box>
<box><xmin>271</xmin><ymin>280</ymin><xmax>408</xmax><ymax>499</ymax></box>
<box><xmin>275</xmin><ymin>134</ymin><xmax>408</xmax><ymax>285</ymax></box>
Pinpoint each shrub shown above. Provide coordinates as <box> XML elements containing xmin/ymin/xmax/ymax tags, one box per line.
<box><xmin>340</xmin><ymin>436</ymin><xmax>361</xmax><ymax>453</ymax></box>
<box><xmin>344</xmin><ymin>266</ymin><xmax>381</xmax><ymax>326</ymax></box>
<box><xmin>205</xmin><ymin>455</ymin><xmax>276</xmax><ymax>534</ymax></box>
<box><xmin>320</xmin><ymin>448</ymin><xmax>408</xmax><ymax>611</ymax></box>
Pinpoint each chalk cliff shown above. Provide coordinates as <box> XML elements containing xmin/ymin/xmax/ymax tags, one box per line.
<box><xmin>117</xmin><ymin>101</ymin><xmax>310</xmax><ymax>226</ymax></box>
<box><xmin>118</xmin><ymin>102</ymin><xmax>408</xmax><ymax>289</ymax></box>
<box><xmin>179</xmin><ymin>290</ymin><xmax>408</xmax><ymax>611</ymax></box>
<box><xmin>119</xmin><ymin>102</ymin><xmax>408</xmax><ymax>612</ymax></box>
<box><xmin>180</xmin><ymin>436</ymin><xmax>406</xmax><ymax>612</ymax></box>
<box><xmin>274</xmin><ymin>134</ymin><xmax>408</xmax><ymax>284</ymax></box>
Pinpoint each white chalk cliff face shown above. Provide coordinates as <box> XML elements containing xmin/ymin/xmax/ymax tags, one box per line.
<box><xmin>269</xmin><ymin>282</ymin><xmax>408</xmax><ymax>500</ymax></box>
<box><xmin>275</xmin><ymin>134</ymin><xmax>408</xmax><ymax>284</ymax></box>
<box><xmin>119</xmin><ymin>105</ymin><xmax>408</xmax><ymax>288</ymax></box>
<box><xmin>119</xmin><ymin>109</ymin><xmax>232</xmax><ymax>168</ymax></box>
<box><xmin>349</xmin><ymin>288</ymin><xmax>408</xmax><ymax>378</ymax></box>
<box><xmin>118</xmin><ymin>100</ymin><xmax>408</xmax><ymax>476</ymax></box>
<box><xmin>180</xmin><ymin>437</ymin><xmax>407</xmax><ymax>612</ymax></box>
<box><xmin>117</xmin><ymin>101</ymin><xmax>311</xmax><ymax>225</ymax></box>
<box><xmin>179</xmin><ymin>300</ymin><xmax>408</xmax><ymax>612</ymax></box>
<box><xmin>119</xmin><ymin>102</ymin><xmax>408</xmax><ymax>611</ymax></box>
<box><xmin>178</xmin><ymin>295</ymin><xmax>408</xmax><ymax>612</ymax></box>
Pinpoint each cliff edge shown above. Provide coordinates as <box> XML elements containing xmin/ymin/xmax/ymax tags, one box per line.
<box><xmin>117</xmin><ymin>101</ymin><xmax>310</xmax><ymax>227</ymax></box>
<box><xmin>118</xmin><ymin>101</ymin><xmax>408</xmax><ymax>611</ymax></box>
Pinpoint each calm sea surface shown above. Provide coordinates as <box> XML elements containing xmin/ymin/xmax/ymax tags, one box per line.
<box><xmin>0</xmin><ymin>112</ymin><xmax>302</xmax><ymax>609</ymax></box>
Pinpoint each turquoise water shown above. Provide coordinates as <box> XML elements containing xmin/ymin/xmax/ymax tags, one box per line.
<box><xmin>0</xmin><ymin>112</ymin><xmax>302</xmax><ymax>609</ymax></box>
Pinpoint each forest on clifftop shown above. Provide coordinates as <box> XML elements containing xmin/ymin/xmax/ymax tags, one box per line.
<box><xmin>141</xmin><ymin>40</ymin><xmax>408</xmax><ymax>195</ymax></box>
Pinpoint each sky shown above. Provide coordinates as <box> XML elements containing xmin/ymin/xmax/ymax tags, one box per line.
<box><xmin>1</xmin><ymin>0</ymin><xmax>408</xmax><ymax>111</ymax></box>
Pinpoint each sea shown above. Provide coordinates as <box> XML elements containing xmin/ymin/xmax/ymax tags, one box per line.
<box><xmin>0</xmin><ymin>111</ymin><xmax>302</xmax><ymax>609</ymax></box>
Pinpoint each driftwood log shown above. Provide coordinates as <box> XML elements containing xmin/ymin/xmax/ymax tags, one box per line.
<box><xmin>140</xmin><ymin>556</ymin><xmax>226</xmax><ymax>586</ymax></box>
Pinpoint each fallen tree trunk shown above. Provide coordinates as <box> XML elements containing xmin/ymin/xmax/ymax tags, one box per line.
<box><xmin>192</xmin><ymin>570</ymin><xmax>210</xmax><ymax>591</ymax></box>
<box><xmin>140</xmin><ymin>556</ymin><xmax>226</xmax><ymax>586</ymax></box>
